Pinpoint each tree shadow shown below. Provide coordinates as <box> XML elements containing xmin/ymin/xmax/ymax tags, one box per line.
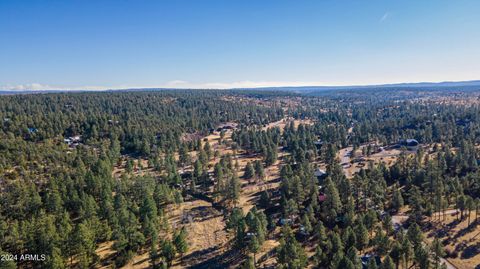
<box><xmin>461</xmin><ymin>242</ymin><xmax>480</xmax><ymax>259</ymax></box>
<box><xmin>185</xmin><ymin>246</ymin><xmax>244</xmax><ymax>269</ymax></box>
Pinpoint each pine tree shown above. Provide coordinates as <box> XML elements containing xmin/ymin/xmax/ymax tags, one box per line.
<box><xmin>321</xmin><ymin>180</ymin><xmax>339</xmax><ymax>223</ymax></box>
<box><xmin>391</xmin><ymin>189</ymin><xmax>404</xmax><ymax>212</ymax></box>
<box><xmin>264</xmin><ymin>144</ymin><xmax>278</xmax><ymax>166</ymax></box>
<box><xmin>140</xmin><ymin>195</ymin><xmax>158</xmax><ymax>223</ymax></box>
<box><xmin>301</xmin><ymin>214</ymin><xmax>312</xmax><ymax>235</ymax></box>
<box><xmin>244</xmin><ymin>162</ymin><xmax>255</xmax><ymax>181</ymax></box>
<box><xmin>254</xmin><ymin>160</ymin><xmax>265</xmax><ymax>180</ymax></box>
<box><xmin>466</xmin><ymin>195</ymin><xmax>474</xmax><ymax>226</ymax></box>
<box><xmin>204</xmin><ymin>141</ymin><xmax>212</xmax><ymax>160</ymax></box>
<box><xmin>407</xmin><ymin>223</ymin><xmax>423</xmax><ymax>248</ymax></box>
<box><xmin>402</xmin><ymin>238</ymin><xmax>414</xmax><ymax>269</ymax></box>
<box><xmin>315</xmin><ymin>222</ymin><xmax>326</xmax><ymax>244</ymax></box>
<box><xmin>225</xmin><ymin>174</ymin><xmax>241</xmax><ymax>207</ymax></box>
<box><xmin>389</xmin><ymin>241</ymin><xmax>403</xmax><ymax>269</ymax></box>
<box><xmin>343</xmin><ymin>227</ymin><xmax>357</xmax><ymax>250</ymax></box>
<box><xmin>331</xmin><ymin>232</ymin><xmax>344</xmax><ymax>254</ymax></box>
<box><xmin>248</xmin><ymin>234</ymin><xmax>260</xmax><ymax>264</ymax></box>
<box><xmin>45</xmin><ymin>247</ymin><xmax>66</xmax><ymax>269</ymax></box>
<box><xmin>0</xmin><ymin>249</ymin><xmax>16</xmax><ymax>269</ymax></box>
<box><xmin>314</xmin><ymin>245</ymin><xmax>325</xmax><ymax>267</ymax></box>
<box><xmin>150</xmin><ymin>230</ymin><xmax>159</xmax><ymax>269</ymax></box>
<box><xmin>432</xmin><ymin>238</ymin><xmax>445</xmax><ymax>266</ymax></box>
<box><xmin>71</xmin><ymin>222</ymin><xmax>97</xmax><ymax>269</ymax></box>
<box><xmin>356</xmin><ymin>222</ymin><xmax>369</xmax><ymax>253</ymax></box>
<box><xmin>277</xmin><ymin>226</ymin><xmax>308</xmax><ymax>269</ymax></box>
<box><xmin>178</xmin><ymin>144</ymin><xmax>191</xmax><ymax>169</ymax></box>
<box><xmin>341</xmin><ymin>257</ymin><xmax>356</xmax><ymax>269</ymax></box>
<box><xmin>241</xmin><ymin>256</ymin><xmax>256</xmax><ymax>269</ymax></box>
<box><xmin>381</xmin><ymin>255</ymin><xmax>395</xmax><ymax>269</ymax></box>
<box><xmin>161</xmin><ymin>240</ymin><xmax>177</xmax><ymax>267</ymax></box>
<box><xmin>173</xmin><ymin>227</ymin><xmax>188</xmax><ymax>256</ymax></box>
<box><xmin>367</xmin><ymin>257</ymin><xmax>378</xmax><ymax>269</ymax></box>
<box><xmin>346</xmin><ymin>246</ymin><xmax>361</xmax><ymax>269</ymax></box>
<box><xmin>414</xmin><ymin>245</ymin><xmax>430</xmax><ymax>269</ymax></box>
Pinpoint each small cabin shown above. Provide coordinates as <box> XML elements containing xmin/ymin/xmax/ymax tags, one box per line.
<box><xmin>361</xmin><ymin>254</ymin><xmax>381</xmax><ymax>269</ymax></box>
<box><xmin>246</xmin><ymin>232</ymin><xmax>257</xmax><ymax>238</ymax></box>
<box><xmin>64</xmin><ymin>135</ymin><xmax>82</xmax><ymax>147</ymax></box>
<box><xmin>397</xmin><ymin>138</ymin><xmax>419</xmax><ymax>150</ymax></box>
<box><xmin>314</xmin><ymin>140</ymin><xmax>323</xmax><ymax>149</ymax></box>
<box><xmin>216</xmin><ymin>122</ymin><xmax>238</xmax><ymax>132</ymax></box>
<box><xmin>278</xmin><ymin>218</ymin><xmax>293</xmax><ymax>226</ymax></box>
<box><xmin>405</xmin><ymin>139</ymin><xmax>419</xmax><ymax>147</ymax></box>
<box><xmin>298</xmin><ymin>225</ymin><xmax>309</xmax><ymax>237</ymax></box>
<box><xmin>314</xmin><ymin>168</ymin><xmax>327</xmax><ymax>179</ymax></box>
<box><xmin>314</xmin><ymin>168</ymin><xmax>327</xmax><ymax>185</ymax></box>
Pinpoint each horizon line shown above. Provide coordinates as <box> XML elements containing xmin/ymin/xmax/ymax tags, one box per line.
<box><xmin>1</xmin><ymin>79</ymin><xmax>480</xmax><ymax>92</ymax></box>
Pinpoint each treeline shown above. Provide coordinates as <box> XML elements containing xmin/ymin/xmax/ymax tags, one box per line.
<box><xmin>0</xmin><ymin>91</ymin><xmax>284</xmax><ymax>155</ymax></box>
<box><xmin>0</xmin><ymin>90</ymin><xmax>284</xmax><ymax>268</ymax></box>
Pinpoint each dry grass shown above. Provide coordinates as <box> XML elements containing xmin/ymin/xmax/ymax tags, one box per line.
<box><xmin>262</xmin><ymin>117</ymin><xmax>313</xmax><ymax>132</ymax></box>
<box><xmin>99</xmin><ymin>118</ymin><xmax>298</xmax><ymax>268</ymax></box>
<box><xmin>425</xmin><ymin>210</ymin><xmax>480</xmax><ymax>269</ymax></box>
<box><xmin>337</xmin><ymin>144</ymin><xmax>411</xmax><ymax>178</ymax></box>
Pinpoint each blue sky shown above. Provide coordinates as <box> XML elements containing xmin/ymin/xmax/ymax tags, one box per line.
<box><xmin>0</xmin><ymin>0</ymin><xmax>479</xmax><ymax>90</ymax></box>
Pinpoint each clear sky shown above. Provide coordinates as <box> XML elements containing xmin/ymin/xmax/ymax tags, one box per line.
<box><xmin>1</xmin><ymin>0</ymin><xmax>479</xmax><ymax>90</ymax></box>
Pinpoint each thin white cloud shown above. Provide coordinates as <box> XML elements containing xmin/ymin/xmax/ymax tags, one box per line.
<box><xmin>5</xmin><ymin>83</ymin><xmax>50</xmax><ymax>91</ymax></box>
<box><xmin>380</xmin><ymin>12</ymin><xmax>389</xmax><ymax>22</ymax></box>
<box><xmin>3</xmin><ymin>77</ymin><xmax>480</xmax><ymax>91</ymax></box>
<box><xmin>0</xmin><ymin>83</ymin><xmax>110</xmax><ymax>91</ymax></box>
<box><xmin>0</xmin><ymin>81</ymin><xmax>330</xmax><ymax>91</ymax></box>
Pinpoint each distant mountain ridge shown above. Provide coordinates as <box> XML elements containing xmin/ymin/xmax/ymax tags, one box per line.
<box><xmin>233</xmin><ymin>80</ymin><xmax>480</xmax><ymax>91</ymax></box>
<box><xmin>1</xmin><ymin>80</ymin><xmax>480</xmax><ymax>94</ymax></box>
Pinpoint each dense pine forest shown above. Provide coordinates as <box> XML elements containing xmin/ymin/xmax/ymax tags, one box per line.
<box><xmin>2</xmin><ymin>88</ymin><xmax>480</xmax><ymax>269</ymax></box>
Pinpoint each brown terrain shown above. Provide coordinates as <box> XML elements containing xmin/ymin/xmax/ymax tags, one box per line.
<box><xmin>424</xmin><ymin>210</ymin><xmax>480</xmax><ymax>269</ymax></box>
<box><xmin>96</xmin><ymin>117</ymin><xmax>311</xmax><ymax>269</ymax></box>
<box><xmin>102</xmin><ymin>115</ymin><xmax>480</xmax><ymax>269</ymax></box>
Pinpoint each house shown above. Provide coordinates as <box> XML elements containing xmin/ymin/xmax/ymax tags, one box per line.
<box><xmin>397</xmin><ymin>139</ymin><xmax>419</xmax><ymax>150</ymax></box>
<box><xmin>314</xmin><ymin>168</ymin><xmax>327</xmax><ymax>179</ymax></box>
<box><xmin>314</xmin><ymin>140</ymin><xmax>323</xmax><ymax>149</ymax></box>
<box><xmin>64</xmin><ymin>135</ymin><xmax>82</xmax><ymax>147</ymax></box>
<box><xmin>216</xmin><ymin>122</ymin><xmax>238</xmax><ymax>132</ymax></box>
<box><xmin>405</xmin><ymin>139</ymin><xmax>419</xmax><ymax>147</ymax></box>
<box><xmin>246</xmin><ymin>232</ymin><xmax>257</xmax><ymax>238</ymax></box>
<box><xmin>393</xmin><ymin>223</ymin><xmax>402</xmax><ymax>232</ymax></box>
<box><xmin>278</xmin><ymin>218</ymin><xmax>293</xmax><ymax>226</ymax></box>
<box><xmin>314</xmin><ymin>168</ymin><xmax>327</xmax><ymax>185</ymax></box>
<box><xmin>298</xmin><ymin>225</ymin><xmax>309</xmax><ymax>237</ymax></box>
<box><xmin>361</xmin><ymin>254</ymin><xmax>381</xmax><ymax>269</ymax></box>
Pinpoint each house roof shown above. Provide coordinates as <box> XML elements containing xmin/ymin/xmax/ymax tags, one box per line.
<box><xmin>314</xmin><ymin>169</ymin><xmax>327</xmax><ymax>177</ymax></box>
